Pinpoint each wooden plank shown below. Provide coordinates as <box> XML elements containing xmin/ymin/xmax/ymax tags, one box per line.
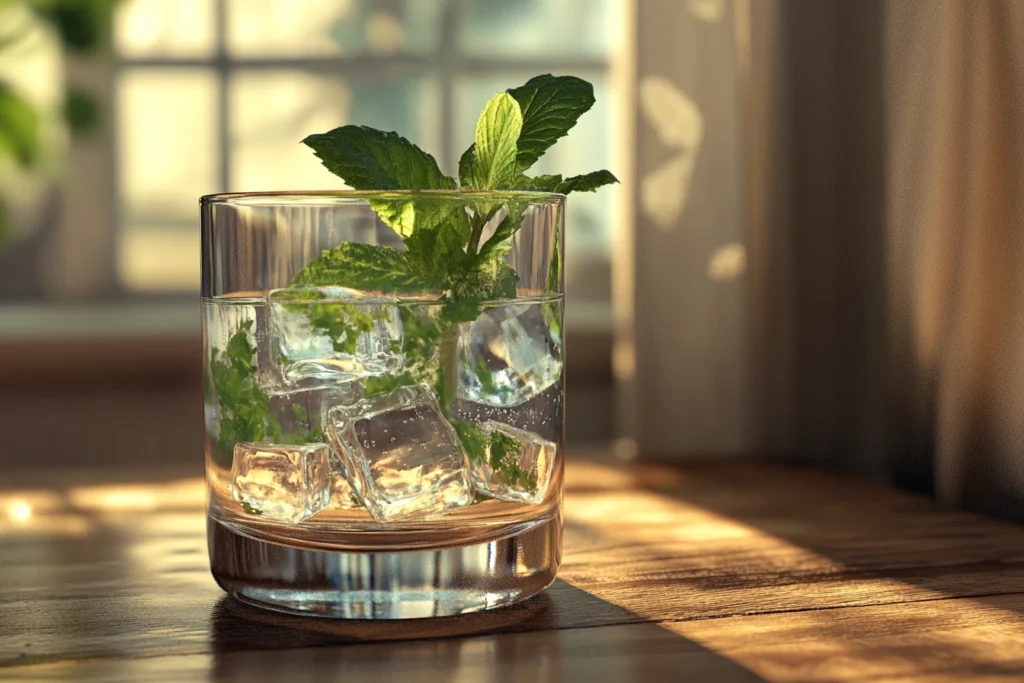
<box><xmin>668</xmin><ymin>593</ymin><xmax>1024</xmax><ymax>682</ymax></box>
<box><xmin>3</xmin><ymin>459</ymin><xmax>1024</xmax><ymax>680</ymax></box>
<box><xmin>8</xmin><ymin>622</ymin><xmax>765</xmax><ymax>683</ymax></box>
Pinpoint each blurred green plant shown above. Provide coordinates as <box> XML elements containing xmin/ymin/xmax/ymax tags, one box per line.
<box><xmin>0</xmin><ymin>0</ymin><xmax>118</xmax><ymax>248</ymax></box>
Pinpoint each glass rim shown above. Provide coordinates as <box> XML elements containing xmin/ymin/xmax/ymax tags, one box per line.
<box><xmin>200</xmin><ymin>189</ymin><xmax>566</xmax><ymax>207</ymax></box>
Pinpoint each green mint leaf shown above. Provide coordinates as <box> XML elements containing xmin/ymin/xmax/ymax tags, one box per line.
<box><xmin>449</xmin><ymin>260</ymin><xmax>518</xmax><ymax>303</ymax></box>
<box><xmin>241</xmin><ymin>501</ymin><xmax>263</xmax><ymax>516</ymax></box>
<box><xmin>290</xmin><ymin>302</ymin><xmax>377</xmax><ymax>355</ymax></box>
<box><xmin>507</xmin><ymin>74</ymin><xmax>595</xmax><ymax>171</ymax></box>
<box><xmin>488</xmin><ymin>430</ymin><xmax>520</xmax><ymax>472</ymax></box>
<box><xmin>516</xmin><ymin>174</ymin><xmax>563</xmax><ymax>192</ymax></box>
<box><xmin>290</xmin><ymin>242</ymin><xmax>435</xmax><ymax>293</ymax></box>
<box><xmin>452</xmin><ymin>420</ymin><xmax>488</xmax><ymax>463</ymax></box>
<box><xmin>401</xmin><ymin>198</ymin><xmax>472</xmax><ymax>283</ymax></box>
<box><xmin>302</xmin><ymin>125</ymin><xmax>455</xmax><ymax>191</ymax></box>
<box><xmin>458</xmin><ymin>145</ymin><xmax>477</xmax><ymax>189</ymax></box>
<box><xmin>463</xmin><ymin>93</ymin><xmax>522</xmax><ymax>190</ymax></box>
<box><xmin>209</xmin><ymin>320</ymin><xmax>280</xmax><ymax>466</ymax></box>
<box><xmin>363</xmin><ymin>371</ymin><xmax>418</xmax><ymax>399</ymax></box>
<box><xmin>302</xmin><ymin>128</ymin><xmax>468</xmax><ymax>268</ymax></box>
<box><xmin>556</xmin><ymin>170</ymin><xmax>619</xmax><ymax>194</ymax></box>
<box><xmin>488</xmin><ymin>430</ymin><xmax>536</xmax><ymax>493</ymax></box>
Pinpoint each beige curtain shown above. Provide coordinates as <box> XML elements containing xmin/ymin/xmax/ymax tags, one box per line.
<box><xmin>626</xmin><ymin>0</ymin><xmax>1024</xmax><ymax>520</ymax></box>
<box><xmin>887</xmin><ymin>0</ymin><xmax>1024</xmax><ymax>512</ymax></box>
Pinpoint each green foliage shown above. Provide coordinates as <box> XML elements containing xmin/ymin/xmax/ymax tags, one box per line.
<box><xmin>452</xmin><ymin>421</ymin><xmax>536</xmax><ymax>494</ymax></box>
<box><xmin>303</xmin><ymin>126</ymin><xmax>456</xmax><ymax>191</ymax></box>
<box><xmin>208</xmin><ymin>319</ymin><xmax>327</xmax><ymax>465</ymax></box>
<box><xmin>64</xmin><ymin>88</ymin><xmax>99</xmax><ymax>134</ymax></box>
<box><xmin>29</xmin><ymin>0</ymin><xmax>119</xmax><ymax>53</ymax></box>
<box><xmin>452</xmin><ymin>420</ymin><xmax>488</xmax><ymax>463</ymax></box>
<box><xmin>209</xmin><ymin>321</ymin><xmax>278</xmax><ymax>466</ymax></box>
<box><xmin>487</xmin><ymin>429</ymin><xmax>537</xmax><ymax>494</ymax></box>
<box><xmin>240</xmin><ymin>501</ymin><xmax>263</xmax><ymax>516</ymax></box>
<box><xmin>0</xmin><ymin>83</ymin><xmax>40</xmax><ymax>169</ymax></box>
<box><xmin>506</xmin><ymin>74</ymin><xmax>596</xmax><ymax>171</ymax></box>
<box><xmin>300</xmin><ymin>74</ymin><xmax>616</xmax><ymax>460</ymax></box>
<box><xmin>555</xmin><ymin>170</ymin><xmax>619</xmax><ymax>194</ymax></box>
<box><xmin>290</xmin><ymin>242</ymin><xmax>434</xmax><ymax>292</ymax></box>
<box><xmin>460</xmin><ymin>92</ymin><xmax>523</xmax><ymax>190</ymax></box>
<box><xmin>290</xmin><ymin>301</ymin><xmax>376</xmax><ymax>355</ymax></box>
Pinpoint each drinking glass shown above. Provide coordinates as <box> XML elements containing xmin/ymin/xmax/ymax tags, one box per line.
<box><xmin>201</xmin><ymin>191</ymin><xmax>565</xmax><ymax>618</ymax></box>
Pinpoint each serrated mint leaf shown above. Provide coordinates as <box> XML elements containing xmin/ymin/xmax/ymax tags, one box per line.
<box><xmin>403</xmin><ymin>202</ymin><xmax>470</xmax><ymax>283</ymax></box>
<box><xmin>516</xmin><ymin>174</ymin><xmax>563</xmax><ymax>192</ymax></box>
<box><xmin>452</xmin><ymin>420</ymin><xmax>487</xmax><ymax>463</ymax></box>
<box><xmin>449</xmin><ymin>259</ymin><xmax>519</xmax><ymax>301</ymax></box>
<box><xmin>464</xmin><ymin>93</ymin><xmax>522</xmax><ymax>190</ymax></box>
<box><xmin>290</xmin><ymin>242</ymin><xmax>434</xmax><ymax>293</ymax></box>
<box><xmin>302</xmin><ymin>125</ymin><xmax>456</xmax><ymax>191</ymax></box>
<box><xmin>458</xmin><ymin>144</ymin><xmax>477</xmax><ymax>189</ymax></box>
<box><xmin>556</xmin><ymin>170</ymin><xmax>619</xmax><ymax>194</ymax></box>
<box><xmin>507</xmin><ymin>74</ymin><xmax>595</xmax><ymax>171</ymax></box>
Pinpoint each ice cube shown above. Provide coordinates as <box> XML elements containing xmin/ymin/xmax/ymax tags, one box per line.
<box><xmin>231</xmin><ymin>442</ymin><xmax>331</xmax><ymax>523</ymax></box>
<box><xmin>328</xmin><ymin>465</ymin><xmax>360</xmax><ymax>509</ymax></box>
<box><xmin>457</xmin><ymin>301</ymin><xmax>563</xmax><ymax>407</ymax></box>
<box><xmin>461</xmin><ymin>421</ymin><xmax>557</xmax><ymax>505</ymax></box>
<box><xmin>268</xmin><ymin>286</ymin><xmax>403</xmax><ymax>387</ymax></box>
<box><xmin>267</xmin><ymin>384</ymin><xmax>361</xmax><ymax>443</ymax></box>
<box><xmin>323</xmin><ymin>385</ymin><xmax>473</xmax><ymax>521</ymax></box>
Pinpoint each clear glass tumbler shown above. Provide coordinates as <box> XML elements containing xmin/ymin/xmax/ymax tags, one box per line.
<box><xmin>201</xmin><ymin>191</ymin><xmax>565</xmax><ymax>618</ymax></box>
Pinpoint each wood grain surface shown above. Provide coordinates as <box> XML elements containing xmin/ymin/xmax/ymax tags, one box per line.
<box><xmin>2</xmin><ymin>456</ymin><xmax>1023</xmax><ymax>682</ymax></box>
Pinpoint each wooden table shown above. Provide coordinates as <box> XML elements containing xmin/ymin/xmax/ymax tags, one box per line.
<box><xmin>3</xmin><ymin>456</ymin><xmax>1024</xmax><ymax>682</ymax></box>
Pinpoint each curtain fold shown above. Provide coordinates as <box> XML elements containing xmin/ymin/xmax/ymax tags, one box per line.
<box><xmin>628</xmin><ymin>0</ymin><xmax>1024</xmax><ymax>521</ymax></box>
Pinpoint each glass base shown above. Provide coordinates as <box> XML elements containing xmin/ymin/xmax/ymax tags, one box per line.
<box><xmin>208</xmin><ymin>513</ymin><xmax>561</xmax><ymax>619</ymax></box>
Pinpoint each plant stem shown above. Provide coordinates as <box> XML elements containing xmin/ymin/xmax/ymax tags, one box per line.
<box><xmin>438</xmin><ymin>322</ymin><xmax>459</xmax><ymax>417</ymax></box>
<box><xmin>466</xmin><ymin>213</ymin><xmax>487</xmax><ymax>256</ymax></box>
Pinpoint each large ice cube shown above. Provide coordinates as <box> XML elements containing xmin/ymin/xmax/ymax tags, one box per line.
<box><xmin>323</xmin><ymin>385</ymin><xmax>473</xmax><ymax>521</ymax></box>
<box><xmin>267</xmin><ymin>384</ymin><xmax>361</xmax><ymax>443</ymax></box>
<box><xmin>457</xmin><ymin>301</ymin><xmax>563</xmax><ymax>407</ymax></box>
<box><xmin>456</xmin><ymin>421</ymin><xmax>556</xmax><ymax>504</ymax></box>
<box><xmin>268</xmin><ymin>286</ymin><xmax>403</xmax><ymax>387</ymax></box>
<box><xmin>231</xmin><ymin>442</ymin><xmax>331</xmax><ymax>523</ymax></box>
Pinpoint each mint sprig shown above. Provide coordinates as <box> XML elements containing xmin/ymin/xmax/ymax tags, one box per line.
<box><xmin>300</xmin><ymin>74</ymin><xmax>618</xmax><ymax>301</ymax></box>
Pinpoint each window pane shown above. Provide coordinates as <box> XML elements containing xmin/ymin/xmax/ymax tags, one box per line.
<box><xmin>229</xmin><ymin>71</ymin><xmax>441</xmax><ymax>191</ymax></box>
<box><xmin>118</xmin><ymin>226</ymin><xmax>199</xmax><ymax>292</ymax></box>
<box><xmin>115</xmin><ymin>0</ymin><xmax>216</xmax><ymax>58</ymax></box>
<box><xmin>457</xmin><ymin>0</ymin><xmax>619</xmax><ymax>58</ymax></box>
<box><xmin>227</xmin><ymin>0</ymin><xmax>445</xmax><ymax>57</ymax></box>
<box><xmin>118</xmin><ymin>69</ymin><xmax>218</xmax><ymax>225</ymax></box>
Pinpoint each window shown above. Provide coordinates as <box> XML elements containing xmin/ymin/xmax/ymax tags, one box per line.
<box><xmin>114</xmin><ymin>0</ymin><xmax>624</xmax><ymax>329</ymax></box>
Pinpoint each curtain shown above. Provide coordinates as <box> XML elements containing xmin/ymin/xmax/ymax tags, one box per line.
<box><xmin>626</xmin><ymin>0</ymin><xmax>1024</xmax><ymax>521</ymax></box>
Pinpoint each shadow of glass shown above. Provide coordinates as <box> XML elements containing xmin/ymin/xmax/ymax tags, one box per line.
<box><xmin>208</xmin><ymin>583</ymin><xmax>765</xmax><ymax>681</ymax></box>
